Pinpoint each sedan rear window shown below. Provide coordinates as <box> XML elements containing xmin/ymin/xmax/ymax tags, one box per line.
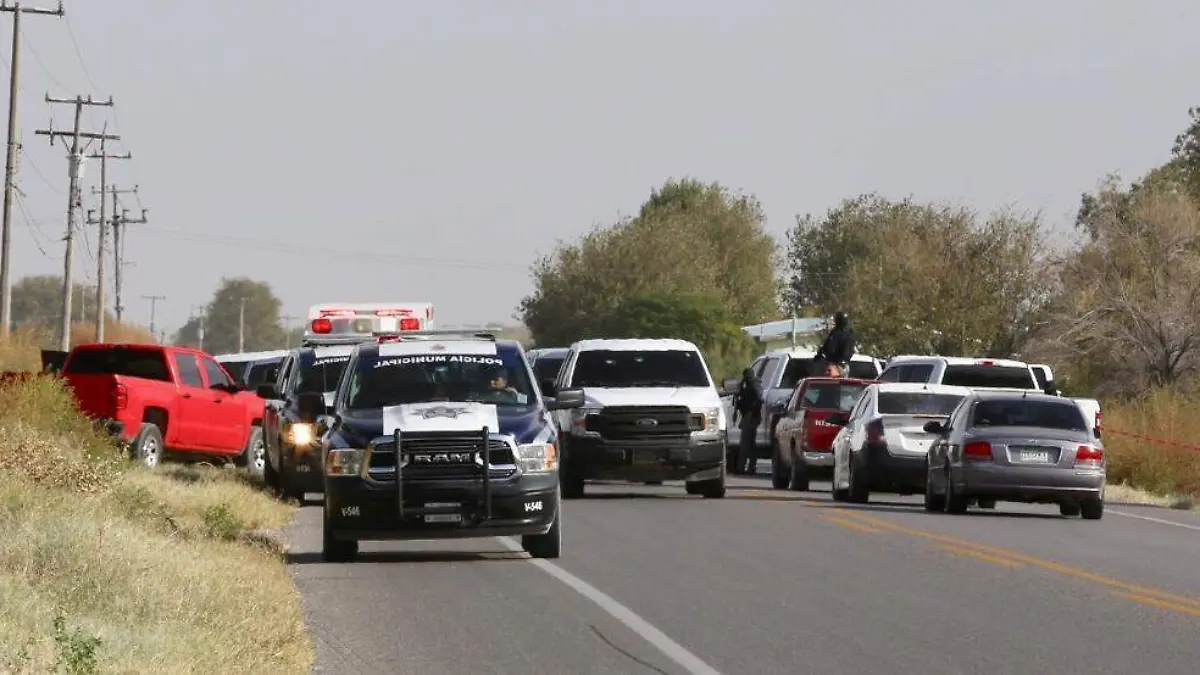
<box><xmin>970</xmin><ymin>400</ymin><xmax>1087</xmax><ymax>431</ymax></box>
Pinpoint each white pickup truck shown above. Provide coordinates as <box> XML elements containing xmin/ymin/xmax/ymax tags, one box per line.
<box><xmin>878</xmin><ymin>356</ymin><xmax>1102</xmax><ymax>437</ymax></box>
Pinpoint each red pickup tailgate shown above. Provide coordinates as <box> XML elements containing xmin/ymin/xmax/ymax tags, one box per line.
<box><xmin>62</xmin><ymin>373</ymin><xmax>125</xmax><ymax>419</ymax></box>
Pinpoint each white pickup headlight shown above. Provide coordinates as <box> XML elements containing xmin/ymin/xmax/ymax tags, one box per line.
<box><xmin>326</xmin><ymin>448</ymin><xmax>365</xmax><ymax>476</ymax></box>
<box><xmin>515</xmin><ymin>442</ymin><xmax>558</xmax><ymax>474</ymax></box>
<box><xmin>569</xmin><ymin>407</ymin><xmax>601</xmax><ymax>436</ymax></box>
<box><xmin>288</xmin><ymin>422</ymin><xmax>315</xmax><ymax>446</ymax></box>
<box><xmin>692</xmin><ymin>406</ymin><xmax>723</xmax><ymax>434</ymax></box>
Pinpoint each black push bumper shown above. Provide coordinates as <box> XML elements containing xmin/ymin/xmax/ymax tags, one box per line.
<box><xmin>324</xmin><ymin>472</ymin><xmax>559</xmax><ymax>542</ymax></box>
<box><xmin>857</xmin><ymin>443</ymin><xmax>927</xmax><ymax>492</ymax></box>
<box><xmin>563</xmin><ymin>434</ymin><xmax>725</xmax><ymax>482</ymax></box>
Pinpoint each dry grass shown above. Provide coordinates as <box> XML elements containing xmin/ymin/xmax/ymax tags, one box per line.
<box><xmin>0</xmin><ymin>377</ymin><xmax>313</xmax><ymax>673</ymax></box>
<box><xmin>1102</xmin><ymin>387</ymin><xmax>1200</xmax><ymax>508</ymax></box>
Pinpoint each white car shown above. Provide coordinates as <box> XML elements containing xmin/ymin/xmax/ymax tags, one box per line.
<box><xmin>828</xmin><ymin>382</ymin><xmax>971</xmax><ymax>503</ymax></box>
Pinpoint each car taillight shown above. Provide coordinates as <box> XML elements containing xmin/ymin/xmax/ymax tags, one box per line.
<box><xmin>114</xmin><ymin>383</ymin><xmax>128</xmax><ymax>411</ymax></box>
<box><xmin>399</xmin><ymin>317</ymin><xmax>420</xmax><ymax>331</ymax></box>
<box><xmin>1074</xmin><ymin>445</ymin><xmax>1104</xmax><ymax>468</ymax></box>
<box><xmin>1094</xmin><ymin>410</ymin><xmax>1103</xmax><ymax>434</ymax></box>
<box><xmin>963</xmin><ymin>441</ymin><xmax>993</xmax><ymax>461</ymax></box>
<box><xmin>866</xmin><ymin>419</ymin><xmax>884</xmax><ymax>444</ymax></box>
<box><xmin>311</xmin><ymin>318</ymin><xmax>332</xmax><ymax>334</ymax></box>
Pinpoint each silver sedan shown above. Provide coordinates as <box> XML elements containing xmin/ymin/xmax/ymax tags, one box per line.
<box><xmin>922</xmin><ymin>391</ymin><xmax>1105</xmax><ymax>519</ymax></box>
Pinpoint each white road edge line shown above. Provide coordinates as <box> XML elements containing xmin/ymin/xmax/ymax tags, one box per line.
<box><xmin>496</xmin><ymin>537</ymin><xmax>723</xmax><ymax>675</ymax></box>
<box><xmin>1109</xmin><ymin>509</ymin><xmax>1200</xmax><ymax>531</ymax></box>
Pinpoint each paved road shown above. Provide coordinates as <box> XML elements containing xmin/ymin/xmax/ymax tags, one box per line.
<box><xmin>285</xmin><ymin>471</ymin><xmax>1200</xmax><ymax>675</ymax></box>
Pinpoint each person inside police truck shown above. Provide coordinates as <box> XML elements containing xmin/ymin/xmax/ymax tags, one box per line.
<box><xmin>481</xmin><ymin>363</ymin><xmax>525</xmax><ymax>404</ymax></box>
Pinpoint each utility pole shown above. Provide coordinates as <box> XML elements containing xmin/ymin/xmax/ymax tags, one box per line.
<box><xmin>190</xmin><ymin>303</ymin><xmax>206</xmax><ymax>350</ymax></box>
<box><xmin>142</xmin><ymin>293</ymin><xmax>164</xmax><ymax>338</ymax></box>
<box><xmin>109</xmin><ymin>201</ymin><xmax>145</xmax><ymax>322</ymax></box>
<box><xmin>85</xmin><ymin>138</ymin><xmax>130</xmax><ymax>342</ymax></box>
<box><xmin>0</xmin><ymin>0</ymin><xmax>64</xmax><ymax>337</ymax></box>
<box><xmin>237</xmin><ymin>297</ymin><xmax>247</xmax><ymax>353</ymax></box>
<box><xmin>35</xmin><ymin>94</ymin><xmax>118</xmax><ymax>351</ymax></box>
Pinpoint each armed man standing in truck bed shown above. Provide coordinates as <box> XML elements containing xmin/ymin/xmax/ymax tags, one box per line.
<box><xmin>815</xmin><ymin>311</ymin><xmax>857</xmax><ymax>378</ymax></box>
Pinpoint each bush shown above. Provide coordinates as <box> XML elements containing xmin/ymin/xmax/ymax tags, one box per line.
<box><xmin>1102</xmin><ymin>387</ymin><xmax>1200</xmax><ymax>502</ymax></box>
<box><xmin>0</xmin><ymin>378</ymin><xmax>313</xmax><ymax>673</ymax></box>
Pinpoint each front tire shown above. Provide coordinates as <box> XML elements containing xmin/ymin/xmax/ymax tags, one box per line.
<box><xmin>238</xmin><ymin>426</ymin><xmax>266</xmax><ymax>480</ymax></box>
<box><xmin>322</xmin><ymin>501</ymin><xmax>357</xmax><ymax>563</ymax></box>
<box><xmin>523</xmin><ymin>494</ymin><xmax>563</xmax><ymax>559</ymax></box>
<box><xmin>131</xmin><ymin>423</ymin><xmax>164</xmax><ymax>469</ymax></box>
<box><xmin>771</xmin><ymin>442</ymin><xmax>789</xmax><ymax>490</ymax></box>
<box><xmin>690</xmin><ymin>466</ymin><xmax>726</xmax><ymax>499</ymax></box>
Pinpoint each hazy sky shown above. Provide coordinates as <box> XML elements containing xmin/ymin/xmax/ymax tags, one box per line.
<box><xmin>5</xmin><ymin>0</ymin><xmax>1199</xmax><ymax>336</ymax></box>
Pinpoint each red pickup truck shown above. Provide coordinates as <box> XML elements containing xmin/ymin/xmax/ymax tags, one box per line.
<box><xmin>56</xmin><ymin>343</ymin><xmax>266</xmax><ymax>473</ymax></box>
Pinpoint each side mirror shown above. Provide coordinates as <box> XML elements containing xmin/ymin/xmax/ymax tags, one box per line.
<box><xmin>923</xmin><ymin>420</ymin><xmax>945</xmax><ymax>435</ymax></box>
<box><xmin>297</xmin><ymin>392</ymin><xmax>325</xmax><ymax>423</ymax></box>
<box><xmin>721</xmin><ymin>377</ymin><xmax>740</xmax><ymax>395</ymax></box>
<box><xmin>1043</xmin><ymin>384</ymin><xmax>1060</xmax><ymax>397</ymax></box>
<box><xmin>315</xmin><ymin>414</ymin><xmax>337</xmax><ymax>433</ymax></box>
<box><xmin>546</xmin><ymin>388</ymin><xmax>585</xmax><ymax>410</ymax></box>
<box><xmin>826</xmin><ymin>412</ymin><xmax>849</xmax><ymax>426</ymax></box>
<box><xmin>256</xmin><ymin>383</ymin><xmax>278</xmax><ymax>399</ymax></box>
<box><xmin>539</xmin><ymin>377</ymin><xmax>557</xmax><ymax>396</ymax></box>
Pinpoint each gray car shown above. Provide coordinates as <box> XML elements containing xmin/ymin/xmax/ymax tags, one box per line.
<box><xmin>922</xmin><ymin>391</ymin><xmax>1105</xmax><ymax>519</ymax></box>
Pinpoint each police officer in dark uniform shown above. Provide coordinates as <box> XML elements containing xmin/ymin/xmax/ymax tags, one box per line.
<box><xmin>816</xmin><ymin>311</ymin><xmax>857</xmax><ymax>377</ymax></box>
<box><xmin>732</xmin><ymin>367</ymin><xmax>764</xmax><ymax>475</ymax></box>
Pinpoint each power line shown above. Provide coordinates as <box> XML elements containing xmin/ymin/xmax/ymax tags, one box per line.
<box><xmin>0</xmin><ymin>0</ymin><xmax>64</xmax><ymax>337</ymax></box>
<box><xmin>85</xmin><ymin>140</ymin><xmax>130</xmax><ymax>342</ymax></box>
<box><xmin>35</xmin><ymin>93</ymin><xmax>117</xmax><ymax>350</ymax></box>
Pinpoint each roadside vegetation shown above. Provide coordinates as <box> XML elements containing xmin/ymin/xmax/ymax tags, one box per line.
<box><xmin>0</xmin><ymin>341</ymin><xmax>312</xmax><ymax>673</ymax></box>
<box><xmin>519</xmin><ymin>106</ymin><xmax>1200</xmax><ymax>505</ymax></box>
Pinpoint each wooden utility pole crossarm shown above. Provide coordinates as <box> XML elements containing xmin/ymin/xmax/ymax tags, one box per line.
<box><xmin>0</xmin><ymin>0</ymin><xmax>65</xmax><ymax>337</ymax></box>
<box><xmin>35</xmin><ymin>94</ymin><xmax>118</xmax><ymax>351</ymax></box>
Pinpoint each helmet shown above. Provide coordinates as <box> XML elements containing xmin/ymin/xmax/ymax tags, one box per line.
<box><xmin>834</xmin><ymin>311</ymin><xmax>849</xmax><ymax>327</ymax></box>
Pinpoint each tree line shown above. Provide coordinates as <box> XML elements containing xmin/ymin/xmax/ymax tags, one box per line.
<box><xmin>520</xmin><ymin>106</ymin><xmax>1200</xmax><ymax>399</ymax></box>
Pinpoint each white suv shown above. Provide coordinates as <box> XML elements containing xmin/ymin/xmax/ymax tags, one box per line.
<box><xmin>547</xmin><ymin>338</ymin><xmax>728</xmax><ymax>499</ymax></box>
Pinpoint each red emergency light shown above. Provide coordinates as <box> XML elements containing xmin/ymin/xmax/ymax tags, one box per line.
<box><xmin>399</xmin><ymin>317</ymin><xmax>420</xmax><ymax>331</ymax></box>
<box><xmin>311</xmin><ymin>318</ymin><xmax>333</xmax><ymax>334</ymax></box>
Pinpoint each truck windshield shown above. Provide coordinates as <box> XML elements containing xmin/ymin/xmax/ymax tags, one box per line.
<box><xmin>297</xmin><ymin>356</ymin><xmax>350</xmax><ymax>394</ymax></box>
<box><xmin>532</xmin><ymin>355</ymin><xmax>565</xmax><ymax>383</ymax></box>
<box><xmin>344</xmin><ymin>351</ymin><xmax>535</xmax><ymax>409</ymax></box>
<box><xmin>571</xmin><ymin>350</ymin><xmax>710</xmax><ymax>388</ymax></box>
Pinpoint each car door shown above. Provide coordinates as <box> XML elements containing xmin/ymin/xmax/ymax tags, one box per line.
<box><xmin>836</xmin><ymin>389</ymin><xmax>872</xmax><ymax>485</ymax></box>
<box><xmin>774</xmin><ymin>384</ymin><xmax>806</xmax><ymax>461</ymax></box>
<box><xmin>171</xmin><ymin>352</ymin><xmax>211</xmax><ymax>450</ymax></box>
<box><xmin>551</xmin><ymin>348</ymin><xmax>579</xmax><ymax>433</ymax></box>
<box><xmin>199</xmin><ymin>355</ymin><xmax>249</xmax><ymax>451</ymax></box>
<box><xmin>263</xmin><ymin>354</ymin><xmax>293</xmax><ymax>469</ymax></box>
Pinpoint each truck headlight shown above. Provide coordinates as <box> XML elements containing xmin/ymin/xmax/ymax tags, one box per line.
<box><xmin>515</xmin><ymin>442</ymin><xmax>558</xmax><ymax>474</ymax></box>
<box><xmin>326</xmin><ymin>448</ymin><xmax>365</xmax><ymax>476</ymax></box>
<box><xmin>288</xmin><ymin>422</ymin><xmax>315</xmax><ymax>446</ymax></box>
<box><xmin>691</xmin><ymin>407</ymin><xmax>723</xmax><ymax>435</ymax></box>
<box><xmin>569</xmin><ymin>407</ymin><xmax>601</xmax><ymax>436</ymax></box>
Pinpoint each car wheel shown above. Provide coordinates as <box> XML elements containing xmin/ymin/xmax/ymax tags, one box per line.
<box><xmin>923</xmin><ymin>462</ymin><xmax>945</xmax><ymax>512</ymax></box>
<box><xmin>1080</xmin><ymin>496</ymin><xmax>1104</xmax><ymax>520</ymax></box>
<box><xmin>238</xmin><ymin>426</ymin><xmax>266</xmax><ymax>479</ymax></box>
<box><xmin>771</xmin><ymin>442</ymin><xmax>789</xmax><ymax>490</ymax></box>
<box><xmin>831</xmin><ymin>458</ymin><xmax>850</xmax><ymax>502</ymax></box>
<box><xmin>847</xmin><ymin>453</ymin><xmax>869</xmax><ymax>504</ymax></box>
<box><xmin>131</xmin><ymin>423</ymin><xmax>164</xmax><ymax>470</ymax></box>
<box><xmin>1059</xmin><ymin>502</ymin><xmax>1081</xmax><ymax>517</ymax></box>
<box><xmin>789</xmin><ymin>445</ymin><xmax>810</xmax><ymax>492</ymax></box>
<box><xmin>523</xmin><ymin>492</ymin><xmax>562</xmax><ymax>559</ymax></box>
<box><xmin>322</xmin><ymin>502</ymin><xmax>357</xmax><ymax>563</ymax></box>
<box><xmin>943</xmin><ymin>467</ymin><xmax>968</xmax><ymax>514</ymax></box>
<box><xmin>692</xmin><ymin>465</ymin><xmax>727</xmax><ymax>499</ymax></box>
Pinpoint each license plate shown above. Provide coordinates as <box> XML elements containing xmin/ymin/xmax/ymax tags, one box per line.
<box><xmin>424</xmin><ymin>514</ymin><xmax>462</xmax><ymax>523</ymax></box>
<box><xmin>425</xmin><ymin>501</ymin><xmax>460</xmax><ymax>509</ymax></box>
<box><xmin>1018</xmin><ymin>450</ymin><xmax>1051</xmax><ymax>463</ymax></box>
<box><xmin>631</xmin><ymin>450</ymin><xmax>660</xmax><ymax>465</ymax></box>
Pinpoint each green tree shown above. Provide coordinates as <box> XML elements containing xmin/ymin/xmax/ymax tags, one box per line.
<box><xmin>520</xmin><ymin>177</ymin><xmax>781</xmax><ymax>348</ymax></box>
<box><xmin>786</xmin><ymin>194</ymin><xmax>1052</xmax><ymax>357</ymax></box>
<box><xmin>10</xmin><ymin>274</ymin><xmax>95</xmax><ymax>331</ymax></box>
<box><xmin>185</xmin><ymin>277</ymin><xmax>286</xmax><ymax>355</ymax></box>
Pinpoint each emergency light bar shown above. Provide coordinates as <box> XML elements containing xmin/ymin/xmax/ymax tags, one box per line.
<box><xmin>302</xmin><ymin>302</ymin><xmax>435</xmax><ymax>346</ymax></box>
<box><xmin>373</xmin><ymin>329</ymin><xmax>496</xmax><ymax>342</ymax></box>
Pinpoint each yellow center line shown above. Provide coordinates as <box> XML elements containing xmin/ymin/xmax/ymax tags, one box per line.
<box><xmin>817</xmin><ymin>514</ymin><xmax>881</xmax><ymax>534</ymax></box>
<box><xmin>936</xmin><ymin>545</ymin><xmax>1023</xmax><ymax>568</ymax></box>
<box><xmin>829</xmin><ymin>508</ymin><xmax>1200</xmax><ymax>610</ymax></box>
<box><xmin>1113</xmin><ymin>593</ymin><xmax>1200</xmax><ymax>618</ymax></box>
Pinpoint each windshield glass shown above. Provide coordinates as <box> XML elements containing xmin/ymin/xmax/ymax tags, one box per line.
<box><xmin>942</xmin><ymin>364</ymin><xmax>1036</xmax><ymax>389</ymax></box>
<box><xmin>296</xmin><ymin>355</ymin><xmax>350</xmax><ymax>394</ymax></box>
<box><xmin>780</xmin><ymin>358</ymin><xmax>876</xmax><ymax>388</ymax></box>
<box><xmin>532</xmin><ymin>356</ymin><xmax>565</xmax><ymax>382</ymax></box>
<box><xmin>571</xmin><ymin>349</ymin><xmax>709</xmax><ymax>388</ymax></box>
<box><xmin>970</xmin><ymin>399</ymin><xmax>1087</xmax><ymax>431</ymax></box>
<box><xmin>798</xmin><ymin>382</ymin><xmax>867</xmax><ymax>411</ymax></box>
<box><xmin>244</xmin><ymin>360</ymin><xmax>281</xmax><ymax>388</ymax></box>
<box><xmin>345</xmin><ymin>350</ymin><xmax>535</xmax><ymax>409</ymax></box>
<box><xmin>878</xmin><ymin>392</ymin><xmax>964</xmax><ymax>416</ymax></box>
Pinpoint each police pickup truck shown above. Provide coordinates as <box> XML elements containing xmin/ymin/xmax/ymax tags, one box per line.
<box><xmin>301</xmin><ymin>330</ymin><xmax>584</xmax><ymax>562</ymax></box>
